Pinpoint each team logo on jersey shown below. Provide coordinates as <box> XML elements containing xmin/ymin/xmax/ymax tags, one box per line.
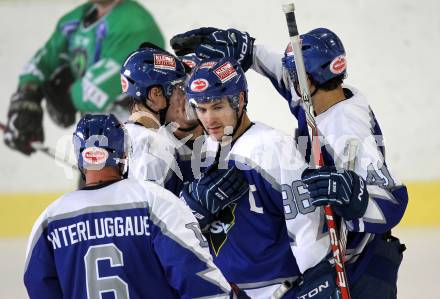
<box><xmin>153</xmin><ymin>54</ymin><xmax>176</xmax><ymax>70</ymax></box>
<box><xmin>120</xmin><ymin>75</ymin><xmax>129</xmax><ymax>92</ymax></box>
<box><xmin>213</xmin><ymin>62</ymin><xmax>237</xmax><ymax>83</ymax></box>
<box><xmin>190</xmin><ymin>79</ymin><xmax>209</xmax><ymax>92</ymax></box>
<box><xmin>71</xmin><ymin>49</ymin><xmax>88</xmax><ymax>77</ymax></box>
<box><xmin>200</xmin><ymin>61</ymin><xmax>217</xmax><ymax>69</ymax></box>
<box><xmin>329</xmin><ymin>55</ymin><xmax>346</xmax><ymax>74</ymax></box>
<box><xmin>82</xmin><ymin>147</ymin><xmax>108</xmax><ymax>166</ymax></box>
<box><xmin>207</xmin><ymin>203</ymin><xmax>237</xmax><ymax>256</ymax></box>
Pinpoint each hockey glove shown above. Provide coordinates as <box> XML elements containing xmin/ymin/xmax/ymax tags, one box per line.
<box><xmin>170</xmin><ymin>27</ymin><xmax>255</xmax><ymax>72</ymax></box>
<box><xmin>295</xmin><ymin>260</ymin><xmax>338</xmax><ymax>299</ymax></box>
<box><xmin>43</xmin><ymin>65</ymin><xmax>77</xmax><ymax>127</ymax></box>
<box><xmin>4</xmin><ymin>85</ymin><xmax>44</xmax><ymax>155</ymax></box>
<box><xmin>302</xmin><ymin>166</ymin><xmax>369</xmax><ymax>220</ymax></box>
<box><xmin>180</xmin><ymin>164</ymin><xmax>249</xmax><ymax>230</ymax></box>
<box><xmin>180</xmin><ymin>183</ymin><xmax>213</xmax><ymax>231</ymax></box>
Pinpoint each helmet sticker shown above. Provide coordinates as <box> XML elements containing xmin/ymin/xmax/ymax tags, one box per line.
<box><xmin>153</xmin><ymin>54</ymin><xmax>176</xmax><ymax>71</ymax></box>
<box><xmin>190</xmin><ymin>79</ymin><xmax>209</xmax><ymax>92</ymax></box>
<box><xmin>213</xmin><ymin>62</ymin><xmax>237</xmax><ymax>83</ymax></box>
<box><xmin>120</xmin><ymin>75</ymin><xmax>129</xmax><ymax>92</ymax></box>
<box><xmin>329</xmin><ymin>55</ymin><xmax>346</xmax><ymax>74</ymax></box>
<box><xmin>82</xmin><ymin>147</ymin><xmax>109</xmax><ymax>165</ymax></box>
<box><xmin>200</xmin><ymin>61</ymin><xmax>217</xmax><ymax>69</ymax></box>
<box><xmin>182</xmin><ymin>58</ymin><xmax>197</xmax><ymax>69</ymax></box>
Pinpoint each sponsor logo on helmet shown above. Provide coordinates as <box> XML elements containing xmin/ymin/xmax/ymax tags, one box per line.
<box><xmin>82</xmin><ymin>147</ymin><xmax>109</xmax><ymax>165</ymax></box>
<box><xmin>120</xmin><ymin>75</ymin><xmax>129</xmax><ymax>92</ymax></box>
<box><xmin>182</xmin><ymin>58</ymin><xmax>197</xmax><ymax>69</ymax></box>
<box><xmin>190</xmin><ymin>79</ymin><xmax>209</xmax><ymax>92</ymax></box>
<box><xmin>153</xmin><ymin>54</ymin><xmax>176</xmax><ymax>71</ymax></box>
<box><xmin>329</xmin><ymin>55</ymin><xmax>346</xmax><ymax>74</ymax></box>
<box><xmin>213</xmin><ymin>62</ymin><xmax>237</xmax><ymax>83</ymax></box>
<box><xmin>200</xmin><ymin>61</ymin><xmax>217</xmax><ymax>69</ymax></box>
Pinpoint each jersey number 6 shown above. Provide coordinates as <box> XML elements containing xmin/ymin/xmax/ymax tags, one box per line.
<box><xmin>84</xmin><ymin>243</ymin><xmax>130</xmax><ymax>299</ymax></box>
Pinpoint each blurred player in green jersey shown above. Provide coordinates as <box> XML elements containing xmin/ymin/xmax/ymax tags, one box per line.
<box><xmin>4</xmin><ymin>0</ymin><xmax>164</xmax><ymax>156</ymax></box>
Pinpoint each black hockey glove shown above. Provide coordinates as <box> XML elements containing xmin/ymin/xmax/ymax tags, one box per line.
<box><xmin>180</xmin><ymin>164</ymin><xmax>249</xmax><ymax>231</ymax></box>
<box><xmin>294</xmin><ymin>260</ymin><xmax>338</xmax><ymax>299</ymax></box>
<box><xmin>170</xmin><ymin>27</ymin><xmax>255</xmax><ymax>72</ymax></box>
<box><xmin>43</xmin><ymin>64</ymin><xmax>77</xmax><ymax>127</ymax></box>
<box><xmin>302</xmin><ymin>166</ymin><xmax>369</xmax><ymax>220</ymax></box>
<box><xmin>4</xmin><ymin>85</ymin><xmax>44</xmax><ymax>155</ymax></box>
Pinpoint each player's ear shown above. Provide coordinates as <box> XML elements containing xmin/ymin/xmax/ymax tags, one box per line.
<box><xmin>238</xmin><ymin>91</ymin><xmax>246</xmax><ymax>112</ymax></box>
<box><xmin>147</xmin><ymin>86</ymin><xmax>166</xmax><ymax>110</ymax></box>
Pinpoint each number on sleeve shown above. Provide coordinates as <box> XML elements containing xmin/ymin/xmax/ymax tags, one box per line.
<box><xmin>282</xmin><ymin>181</ymin><xmax>315</xmax><ymax>220</ymax></box>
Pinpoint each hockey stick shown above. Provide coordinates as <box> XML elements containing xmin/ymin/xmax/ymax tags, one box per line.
<box><xmin>282</xmin><ymin>3</ymin><xmax>351</xmax><ymax>298</ymax></box>
<box><xmin>339</xmin><ymin>139</ymin><xmax>360</xmax><ymax>257</ymax></box>
<box><xmin>0</xmin><ymin>121</ymin><xmax>77</xmax><ymax>170</ymax></box>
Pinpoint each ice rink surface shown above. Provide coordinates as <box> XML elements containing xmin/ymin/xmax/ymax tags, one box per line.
<box><xmin>0</xmin><ymin>227</ymin><xmax>438</xmax><ymax>298</ymax></box>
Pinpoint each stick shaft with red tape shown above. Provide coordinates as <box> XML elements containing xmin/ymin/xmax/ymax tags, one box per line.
<box><xmin>282</xmin><ymin>3</ymin><xmax>351</xmax><ymax>299</ymax></box>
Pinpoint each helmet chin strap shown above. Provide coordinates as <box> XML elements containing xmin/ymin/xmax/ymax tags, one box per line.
<box><xmin>294</xmin><ymin>79</ymin><xmax>319</xmax><ymax>97</ymax></box>
<box><xmin>143</xmin><ymin>96</ymin><xmax>170</xmax><ymax>126</ymax></box>
<box><xmin>176</xmin><ymin>123</ymin><xmax>199</xmax><ymax>132</ymax></box>
<box><xmin>229</xmin><ymin>106</ymin><xmax>245</xmax><ymax>138</ymax></box>
<box><xmin>223</xmin><ymin>94</ymin><xmax>247</xmax><ymax>140</ymax></box>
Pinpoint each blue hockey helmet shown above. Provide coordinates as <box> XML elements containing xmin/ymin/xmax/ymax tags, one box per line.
<box><xmin>180</xmin><ymin>54</ymin><xmax>202</xmax><ymax>71</ymax></box>
<box><xmin>120</xmin><ymin>48</ymin><xmax>187</xmax><ymax>102</ymax></box>
<box><xmin>185</xmin><ymin>57</ymin><xmax>248</xmax><ymax>110</ymax></box>
<box><xmin>73</xmin><ymin>114</ymin><xmax>129</xmax><ymax>173</ymax></box>
<box><xmin>283</xmin><ymin>28</ymin><xmax>347</xmax><ymax>86</ymax></box>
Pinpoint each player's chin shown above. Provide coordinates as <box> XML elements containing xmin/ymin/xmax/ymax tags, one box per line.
<box><xmin>207</xmin><ymin>127</ymin><xmax>224</xmax><ymax>140</ymax></box>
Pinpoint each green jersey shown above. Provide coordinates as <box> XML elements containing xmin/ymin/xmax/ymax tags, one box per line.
<box><xmin>19</xmin><ymin>0</ymin><xmax>164</xmax><ymax>119</ymax></box>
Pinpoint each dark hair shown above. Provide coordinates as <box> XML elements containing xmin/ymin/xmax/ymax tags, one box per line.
<box><xmin>311</xmin><ymin>74</ymin><xmax>345</xmax><ymax>91</ymax></box>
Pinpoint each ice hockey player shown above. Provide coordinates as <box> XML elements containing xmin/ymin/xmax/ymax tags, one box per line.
<box><xmin>120</xmin><ymin>46</ymin><xmax>187</xmax><ymax>191</ymax></box>
<box><xmin>164</xmin><ymin>53</ymin><xmax>205</xmax><ymax>182</ymax></box>
<box><xmin>121</xmin><ymin>45</ymin><xmax>245</xmax><ymax>204</ymax></box>
<box><xmin>171</xmin><ymin>27</ymin><xmax>408</xmax><ymax>298</ymax></box>
<box><xmin>4</xmin><ymin>0</ymin><xmax>164</xmax><ymax>156</ymax></box>
<box><xmin>23</xmin><ymin>113</ymin><xmax>250</xmax><ymax>299</ymax></box>
<box><xmin>180</xmin><ymin>57</ymin><xmax>337</xmax><ymax>298</ymax></box>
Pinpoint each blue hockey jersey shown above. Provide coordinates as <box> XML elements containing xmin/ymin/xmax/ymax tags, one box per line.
<box><xmin>24</xmin><ymin>179</ymin><xmax>231</xmax><ymax>299</ymax></box>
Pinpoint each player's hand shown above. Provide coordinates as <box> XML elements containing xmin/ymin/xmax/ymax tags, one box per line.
<box><xmin>180</xmin><ymin>164</ymin><xmax>249</xmax><ymax>230</ymax></box>
<box><xmin>194</xmin><ymin>164</ymin><xmax>250</xmax><ymax>214</ymax></box>
<box><xmin>302</xmin><ymin>166</ymin><xmax>369</xmax><ymax>220</ymax></box>
<box><xmin>295</xmin><ymin>260</ymin><xmax>338</xmax><ymax>299</ymax></box>
<box><xmin>3</xmin><ymin>86</ymin><xmax>44</xmax><ymax>155</ymax></box>
<box><xmin>170</xmin><ymin>27</ymin><xmax>255</xmax><ymax>72</ymax></box>
<box><xmin>180</xmin><ymin>183</ymin><xmax>214</xmax><ymax>231</ymax></box>
<box><xmin>43</xmin><ymin>65</ymin><xmax>77</xmax><ymax>127</ymax></box>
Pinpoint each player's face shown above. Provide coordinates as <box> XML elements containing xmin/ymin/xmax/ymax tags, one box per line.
<box><xmin>195</xmin><ymin>97</ymin><xmax>237</xmax><ymax>141</ymax></box>
<box><xmin>165</xmin><ymin>83</ymin><xmax>199</xmax><ymax>129</ymax></box>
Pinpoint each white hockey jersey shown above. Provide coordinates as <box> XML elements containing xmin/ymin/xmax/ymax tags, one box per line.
<box><xmin>201</xmin><ymin>122</ymin><xmax>330</xmax><ymax>297</ymax></box>
<box><xmin>125</xmin><ymin>122</ymin><xmax>182</xmax><ymax>192</ymax></box>
<box><xmin>251</xmin><ymin>44</ymin><xmax>408</xmax><ymax>285</ymax></box>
